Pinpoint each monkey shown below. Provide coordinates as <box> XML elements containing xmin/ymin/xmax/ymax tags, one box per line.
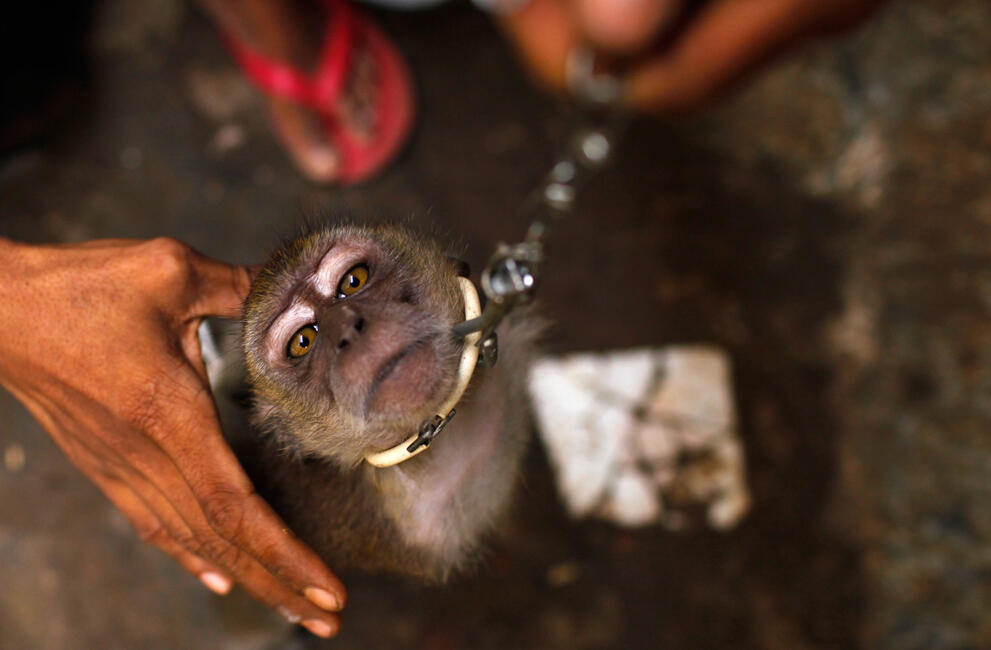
<box><xmin>211</xmin><ymin>223</ymin><xmax>538</xmax><ymax>582</ymax></box>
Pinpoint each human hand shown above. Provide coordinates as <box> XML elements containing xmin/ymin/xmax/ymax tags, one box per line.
<box><xmin>498</xmin><ymin>0</ymin><xmax>887</xmax><ymax>112</ymax></box>
<box><xmin>0</xmin><ymin>237</ymin><xmax>344</xmax><ymax>638</ymax></box>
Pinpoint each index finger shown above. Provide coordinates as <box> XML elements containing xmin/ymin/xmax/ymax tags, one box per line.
<box><xmin>186</xmin><ymin>249</ymin><xmax>259</xmax><ymax>320</ymax></box>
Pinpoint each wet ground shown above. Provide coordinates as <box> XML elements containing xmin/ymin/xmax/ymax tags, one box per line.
<box><xmin>2</xmin><ymin>0</ymin><xmax>991</xmax><ymax>648</ymax></box>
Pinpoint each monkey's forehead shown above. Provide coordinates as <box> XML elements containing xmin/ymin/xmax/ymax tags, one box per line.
<box><xmin>242</xmin><ymin>224</ymin><xmax>453</xmax><ymax>323</ymax></box>
<box><xmin>265</xmin><ymin>224</ymin><xmax>444</xmax><ymax>280</ymax></box>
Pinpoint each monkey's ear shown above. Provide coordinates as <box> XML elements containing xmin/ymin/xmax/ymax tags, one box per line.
<box><xmin>448</xmin><ymin>257</ymin><xmax>471</xmax><ymax>278</ymax></box>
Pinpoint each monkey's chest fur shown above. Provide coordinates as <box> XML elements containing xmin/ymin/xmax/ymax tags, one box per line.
<box><xmin>221</xmin><ymin>316</ymin><xmax>535</xmax><ymax>582</ymax></box>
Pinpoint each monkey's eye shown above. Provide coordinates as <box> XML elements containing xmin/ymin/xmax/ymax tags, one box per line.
<box><xmin>337</xmin><ymin>264</ymin><xmax>369</xmax><ymax>298</ymax></box>
<box><xmin>287</xmin><ymin>324</ymin><xmax>318</xmax><ymax>359</ymax></box>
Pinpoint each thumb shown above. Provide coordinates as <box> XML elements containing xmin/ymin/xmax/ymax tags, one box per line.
<box><xmin>571</xmin><ymin>0</ymin><xmax>683</xmax><ymax>55</ymax></box>
<box><xmin>188</xmin><ymin>254</ymin><xmax>258</xmax><ymax>320</ymax></box>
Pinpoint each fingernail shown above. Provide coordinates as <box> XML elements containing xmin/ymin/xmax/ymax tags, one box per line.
<box><xmin>302</xmin><ymin>619</ymin><xmax>335</xmax><ymax>638</ymax></box>
<box><xmin>199</xmin><ymin>571</ymin><xmax>232</xmax><ymax>595</ymax></box>
<box><xmin>304</xmin><ymin>586</ymin><xmax>341</xmax><ymax>611</ymax></box>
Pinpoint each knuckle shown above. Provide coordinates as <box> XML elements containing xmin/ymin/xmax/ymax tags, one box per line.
<box><xmin>256</xmin><ymin>552</ymin><xmax>291</xmax><ymax>584</ymax></box>
<box><xmin>141</xmin><ymin>237</ymin><xmax>195</xmax><ymax>285</ymax></box>
<box><xmin>135</xmin><ymin>522</ymin><xmax>167</xmax><ymax>545</ymax></box>
<box><xmin>200</xmin><ymin>536</ymin><xmax>243</xmax><ymax>569</ymax></box>
<box><xmin>201</xmin><ymin>489</ymin><xmax>248</xmax><ymax>540</ymax></box>
<box><xmin>170</xmin><ymin>528</ymin><xmax>200</xmax><ymax>554</ymax></box>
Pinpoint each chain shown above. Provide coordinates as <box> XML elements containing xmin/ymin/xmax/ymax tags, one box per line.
<box><xmin>451</xmin><ymin>48</ymin><xmax>627</xmax><ymax>366</ymax></box>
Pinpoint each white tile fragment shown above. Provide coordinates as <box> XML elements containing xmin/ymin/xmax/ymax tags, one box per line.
<box><xmin>604</xmin><ymin>472</ymin><xmax>660</xmax><ymax>527</ymax></box>
<box><xmin>529</xmin><ymin>346</ymin><xmax>751</xmax><ymax>531</ymax></box>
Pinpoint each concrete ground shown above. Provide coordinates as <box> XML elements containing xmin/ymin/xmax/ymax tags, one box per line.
<box><xmin>2</xmin><ymin>0</ymin><xmax>990</xmax><ymax>648</ymax></box>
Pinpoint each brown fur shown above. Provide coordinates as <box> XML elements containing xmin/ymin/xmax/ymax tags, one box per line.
<box><xmin>222</xmin><ymin>224</ymin><xmax>539</xmax><ymax>581</ymax></box>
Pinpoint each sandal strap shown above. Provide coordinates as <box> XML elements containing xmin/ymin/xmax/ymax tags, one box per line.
<box><xmin>221</xmin><ymin>0</ymin><xmax>357</xmax><ymax>112</ymax></box>
<box><xmin>313</xmin><ymin>0</ymin><xmax>355</xmax><ymax>109</ymax></box>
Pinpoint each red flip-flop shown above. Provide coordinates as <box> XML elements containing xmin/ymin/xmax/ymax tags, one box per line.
<box><xmin>221</xmin><ymin>0</ymin><xmax>415</xmax><ymax>185</ymax></box>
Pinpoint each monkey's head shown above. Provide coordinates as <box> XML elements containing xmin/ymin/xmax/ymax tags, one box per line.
<box><xmin>242</xmin><ymin>224</ymin><xmax>468</xmax><ymax>465</ymax></box>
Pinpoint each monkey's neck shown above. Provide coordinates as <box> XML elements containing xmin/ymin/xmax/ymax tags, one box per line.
<box><xmin>365</xmin><ymin>365</ymin><xmax>526</xmax><ymax>570</ymax></box>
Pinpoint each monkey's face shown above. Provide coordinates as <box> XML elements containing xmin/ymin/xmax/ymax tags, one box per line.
<box><xmin>242</xmin><ymin>225</ymin><xmax>466</xmax><ymax>463</ymax></box>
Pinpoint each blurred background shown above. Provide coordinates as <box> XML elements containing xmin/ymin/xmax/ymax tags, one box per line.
<box><xmin>1</xmin><ymin>0</ymin><xmax>990</xmax><ymax>648</ymax></box>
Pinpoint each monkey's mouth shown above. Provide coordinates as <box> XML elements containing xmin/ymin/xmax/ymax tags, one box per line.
<box><xmin>362</xmin><ymin>276</ymin><xmax>483</xmax><ymax>468</ymax></box>
<box><xmin>363</xmin><ymin>334</ymin><xmax>447</xmax><ymax>417</ymax></box>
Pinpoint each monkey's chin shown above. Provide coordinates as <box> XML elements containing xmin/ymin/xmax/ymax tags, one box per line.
<box><xmin>363</xmin><ymin>340</ymin><xmax>450</xmax><ymax>419</ymax></box>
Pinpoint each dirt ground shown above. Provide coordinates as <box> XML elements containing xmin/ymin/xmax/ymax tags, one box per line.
<box><xmin>2</xmin><ymin>1</ymin><xmax>991</xmax><ymax>648</ymax></box>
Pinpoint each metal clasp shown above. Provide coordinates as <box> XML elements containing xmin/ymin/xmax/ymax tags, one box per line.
<box><xmin>406</xmin><ymin>409</ymin><xmax>457</xmax><ymax>454</ymax></box>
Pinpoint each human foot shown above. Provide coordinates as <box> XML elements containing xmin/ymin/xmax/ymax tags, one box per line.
<box><xmin>201</xmin><ymin>0</ymin><xmax>410</xmax><ymax>184</ymax></box>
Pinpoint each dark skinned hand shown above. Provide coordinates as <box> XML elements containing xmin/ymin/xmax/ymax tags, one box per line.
<box><xmin>0</xmin><ymin>237</ymin><xmax>344</xmax><ymax>639</ymax></box>
<box><xmin>499</xmin><ymin>0</ymin><xmax>888</xmax><ymax>112</ymax></box>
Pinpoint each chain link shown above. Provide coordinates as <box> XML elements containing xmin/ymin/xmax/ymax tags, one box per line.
<box><xmin>452</xmin><ymin>48</ymin><xmax>627</xmax><ymax>363</ymax></box>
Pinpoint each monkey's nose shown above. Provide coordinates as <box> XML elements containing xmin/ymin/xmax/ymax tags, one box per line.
<box><xmin>336</xmin><ymin>314</ymin><xmax>367</xmax><ymax>351</ymax></box>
